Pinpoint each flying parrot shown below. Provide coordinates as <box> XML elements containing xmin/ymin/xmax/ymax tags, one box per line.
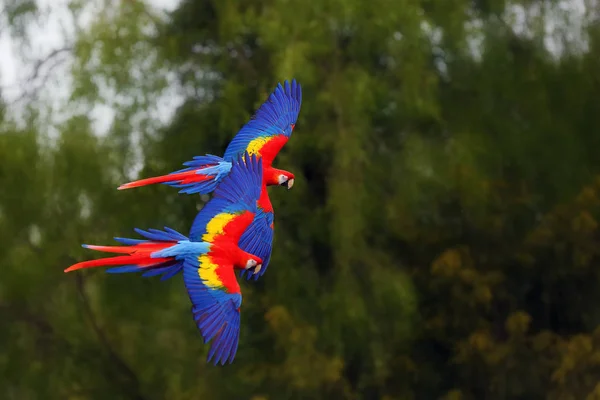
<box><xmin>117</xmin><ymin>79</ymin><xmax>303</xmax><ymax>281</ymax></box>
<box><xmin>118</xmin><ymin>79</ymin><xmax>302</xmax><ymax>193</ymax></box>
<box><xmin>65</xmin><ymin>153</ymin><xmax>265</xmax><ymax>365</ymax></box>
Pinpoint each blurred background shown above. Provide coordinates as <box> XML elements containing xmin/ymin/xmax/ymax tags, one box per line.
<box><xmin>2</xmin><ymin>0</ymin><xmax>600</xmax><ymax>398</ymax></box>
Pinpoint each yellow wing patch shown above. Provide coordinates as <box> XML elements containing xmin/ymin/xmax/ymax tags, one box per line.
<box><xmin>202</xmin><ymin>212</ymin><xmax>237</xmax><ymax>243</ymax></box>
<box><xmin>197</xmin><ymin>254</ymin><xmax>223</xmax><ymax>289</ymax></box>
<box><xmin>245</xmin><ymin>136</ymin><xmax>271</xmax><ymax>155</ymax></box>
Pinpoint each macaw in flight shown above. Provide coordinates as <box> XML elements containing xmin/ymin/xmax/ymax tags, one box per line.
<box><xmin>65</xmin><ymin>153</ymin><xmax>265</xmax><ymax>365</ymax></box>
<box><xmin>117</xmin><ymin>79</ymin><xmax>303</xmax><ymax>281</ymax></box>
<box><xmin>118</xmin><ymin>79</ymin><xmax>302</xmax><ymax>193</ymax></box>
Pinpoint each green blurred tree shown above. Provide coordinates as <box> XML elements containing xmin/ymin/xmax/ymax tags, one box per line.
<box><xmin>3</xmin><ymin>0</ymin><xmax>600</xmax><ymax>399</ymax></box>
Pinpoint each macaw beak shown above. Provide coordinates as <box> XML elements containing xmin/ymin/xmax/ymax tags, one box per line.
<box><xmin>253</xmin><ymin>264</ymin><xmax>262</xmax><ymax>274</ymax></box>
<box><xmin>287</xmin><ymin>179</ymin><xmax>294</xmax><ymax>190</ymax></box>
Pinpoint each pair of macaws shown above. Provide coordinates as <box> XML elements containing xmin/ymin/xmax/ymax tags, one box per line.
<box><xmin>65</xmin><ymin>80</ymin><xmax>302</xmax><ymax>365</ymax></box>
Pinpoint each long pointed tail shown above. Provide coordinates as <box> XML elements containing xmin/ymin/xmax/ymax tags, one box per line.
<box><xmin>118</xmin><ymin>155</ymin><xmax>232</xmax><ymax>195</ymax></box>
<box><xmin>65</xmin><ymin>227</ymin><xmax>190</xmax><ymax>281</ymax></box>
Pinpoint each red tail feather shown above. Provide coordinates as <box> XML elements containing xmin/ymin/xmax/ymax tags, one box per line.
<box><xmin>65</xmin><ymin>242</ymin><xmax>174</xmax><ymax>273</ymax></box>
<box><xmin>118</xmin><ymin>170</ymin><xmax>211</xmax><ymax>190</ymax></box>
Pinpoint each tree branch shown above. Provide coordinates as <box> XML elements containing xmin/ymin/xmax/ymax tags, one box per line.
<box><xmin>74</xmin><ymin>273</ymin><xmax>148</xmax><ymax>400</ymax></box>
<box><xmin>1</xmin><ymin>46</ymin><xmax>72</xmax><ymax>104</ymax></box>
<box><xmin>0</xmin><ymin>299</ymin><xmax>146</xmax><ymax>399</ymax></box>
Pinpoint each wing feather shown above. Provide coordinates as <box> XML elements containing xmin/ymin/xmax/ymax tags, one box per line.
<box><xmin>189</xmin><ymin>153</ymin><xmax>262</xmax><ymax>242</ymax></box>
<box><xmin>238</xmin><ymin>210</ymin><xmax>274</xmax><ymax>281</ymax></box>
<box><xmin>183</xmin><ymin>257</ymin><xmax>242</xmax><ymax>365</ymax></box>
<box><xmin>224</xmin><ymin>79</ymin><xmax>302</xmax><ymax>159</ymax></box>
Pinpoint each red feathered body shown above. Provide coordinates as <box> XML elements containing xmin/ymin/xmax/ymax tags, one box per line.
<box><xmin>194</xmin><ymin>209</ymin><xmax>260</xmax><ymax>295</ymax></box>
<box><xmin>255</xmin><ymin>134</ymin><xmax>289</xmax><ymax>167</ymax></box>
<box><xmin>258</xmin><ymin>183</ymin><xmax>273</xmax><ymax>213</ymax></box>
<box><xmin>250</xmin><ymin>133</ymin><xmax>294</xmax><ymax>213</ymax></box>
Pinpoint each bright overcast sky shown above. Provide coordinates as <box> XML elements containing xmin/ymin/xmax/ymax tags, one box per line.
<box><xmin>0</xmin><ymin>0</ymin><xmax>182</xmax><ymax>134</ymax></box>
<box><xmin>1</xmin><ymin>0</ymin><xmax>179</xmax><ymax>91</ymax></box>
<box><xmin>0</xmin><ymin>0</ymin><xmax>591</xmax><ymax>134</ymax></box>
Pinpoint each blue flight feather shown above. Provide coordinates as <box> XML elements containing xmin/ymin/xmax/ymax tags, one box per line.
<box><xmin>189</xmin><ymin>153</ymin><xmax>263</xmax><ymax>241</ymax></box>
<box><xmin>223</xmin><ymin>79</ymin><xmax>302</xmax><ymax>160</ymax></box>
<box><xmin>178</xmin><ymin>154</ymin><xmax>264</xmax><ymax>365</ymax></box>
<box><xmin>132</xmin><ymin>227</ymin><xmax>183</xmax><ymax>242</ymax></box>
<box><xmin>213</xmin><ymin>152</ymin><xmax>262</xmax><ymax>207</ymax></box>
<box><xmin>113</xmin><ymin>237</ymin><xmax>146</xmax><ymax>245</ymax></box>
<box><xmin>169</xmin><ymin>157</ymin><xmax>232</xmax><ymax>195</ymax></box>
<box><xmin>238</xmin><ymin>209</ymin><xmax>274</xmax><ymax>281</ymax></box>
<box><xmin>183</xmin><ymin>257</ymin><xmax>242</xmax><ymax>365</ymax></box>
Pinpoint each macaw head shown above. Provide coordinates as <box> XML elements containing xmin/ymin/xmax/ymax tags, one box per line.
<box><xmin>266</xmin><ymin>167</ymin><xmax>295</xmax><ymax>190</ymax></box>
<box><xmin>244</xmin><ymin>254</ymin><xmax>263</xmax><ymax>275</ymax></box>
<box><xmin>277</xmin><ymin>171</ymin><xmax>295</xmax><ymax>190</ymax></box>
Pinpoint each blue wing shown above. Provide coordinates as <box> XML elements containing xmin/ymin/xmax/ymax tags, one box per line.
<box><xmin>213</xmin><ymin>152</ymin><xmax>262</xmax><ymax>206</ymax></box>
<box><xmin>183</xmin><ymin>257</ymin><xmax>242</xmax><ymax>365</ymax></box>
<box><xmin>223</xmin><ymin>79</ymin><xmax>302</xmax><ymax>160</ymax></box>
<box><xmin>238</xmin><ymin>209</ymin><xmax>274</xmax><ymax>281</ymax></box>
<box><xmin>189</xmin><ymin>152</ymin><xmax>263</xmax><ymax>241</ymax></box>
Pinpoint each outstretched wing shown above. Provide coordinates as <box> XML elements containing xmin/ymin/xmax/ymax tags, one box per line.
<box><xmin>189</xmin><ymin>153</ymin><xmax>263</xmax><ymax>242</ymax></box>
<box><xmin>182</xmin><ymin>255</ymin><xmax>242</xmax><ymax>365</ymax></box>
<box><xmin>223</xmin><ymin>80</ymin><xmax>302</xmax><ymax>165</ymax></box>
<box><xmin>238</xmin><ymin>209</ymin><xmax>274</xmax><ymax>281</ymax></box>
<box><xmin>182</xmin><ymin>154</ymin><xmax>264</xmax><ymax>365</ymax></box>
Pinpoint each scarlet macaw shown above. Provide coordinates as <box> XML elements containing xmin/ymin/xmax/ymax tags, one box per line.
<box><xmin>117</xmin><ymin>80</ymin><xmax>302</xmax><ymax>281</ymax></box>
<box><xmin>65</xmin><ymin>153</ymin><xmax>265</xmax><ymax>365</ymax></box>
<box><xmin>117</xmin><ymin>79</ymin><xmax>302</xmax><ymax>193</ymax></box>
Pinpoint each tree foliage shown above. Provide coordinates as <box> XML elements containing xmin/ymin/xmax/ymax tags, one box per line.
<box><xmin>2</xmin><ymin>0</ymin><xmax>600</xmax><ymax>398</ymax></box>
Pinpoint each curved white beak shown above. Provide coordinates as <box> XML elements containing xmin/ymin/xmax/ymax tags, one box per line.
<box><xmin>287</xmin><ymin>179</ymin><xmax>294</xmax><ymax>190</ymax></box>
<box><xmin>253</xmin><ymin>264</ymin><xmax>262</xmax><ymax>274</ymax></box>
